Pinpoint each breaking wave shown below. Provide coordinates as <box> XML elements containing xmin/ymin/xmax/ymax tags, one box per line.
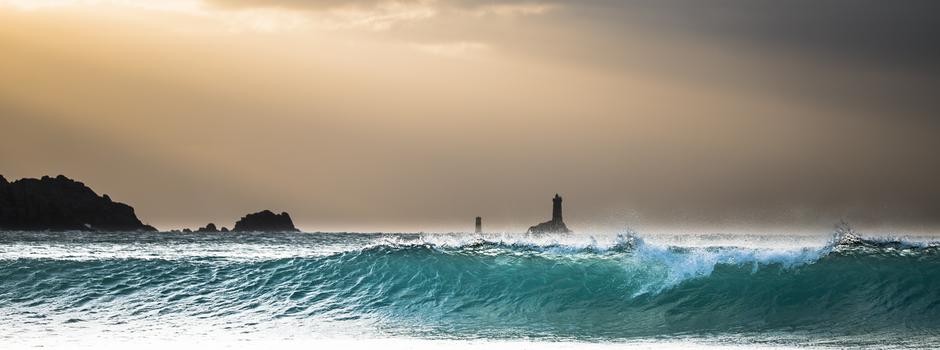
<box><xmin>1</xmin><ymin>227</ymin><xmax>939</xmax><ymax>345</ymax></box>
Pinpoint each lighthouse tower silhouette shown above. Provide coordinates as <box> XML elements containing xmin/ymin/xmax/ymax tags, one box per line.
<box><xmin>552</xmin><ymin>194</ymin><xmax>563</xmax><ymax>223</ymax></box>
<box><xmin>527</xmin><ymin>193</ymin><xmax>571</xmax><ymax>234</ymax></box>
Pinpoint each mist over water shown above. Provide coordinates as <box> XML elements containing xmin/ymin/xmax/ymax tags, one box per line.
<box><xmin>1</xmin><ymin>229</ymin><xmax>939</xmax><ymax>349</ymax></box>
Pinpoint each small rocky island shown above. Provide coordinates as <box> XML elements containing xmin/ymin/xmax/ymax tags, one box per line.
<box><xmin>0</xmin><ymin>175</ymin><xmax>156</xmax><ymax>231</ymax></box>
<box><xmin>196</xmin><ymin>223</ymin><xmax>228</xmax><ymax>232</ymax></box>
<box><xmin>527</xmin><ymin>194</ymin><xmax>572</xmax><ymax>234</ymax></box>
<box><xmin>232</xmin><ymin>210</ymin><xmax>299</xmax><ymax>232</ymax></box>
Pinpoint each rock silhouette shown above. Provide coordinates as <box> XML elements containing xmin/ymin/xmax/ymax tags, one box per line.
<box><xmin>196</xmin><ymin>223</ymin><xmax>219</xmax><ymax>232</ymax></box>
<box><xmin>527</xmin><ymin>194</ymin><xmax>571</xmax><ymax>234</ymax></box>
<box><xmin>232</xmin><ymin>210</ymin><xmax>299</xmax><ymax>232</ymax></box>
<box><xmin>0</xmin><ymin>175</ymin><xmax>156</xmax><ymax>231</ymax></box>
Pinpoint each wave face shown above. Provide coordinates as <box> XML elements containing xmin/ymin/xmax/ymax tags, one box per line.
<box><xmin>1</xmin><ymin>230</ymin><xmax>940</xmax><ymax>346</ymax></box>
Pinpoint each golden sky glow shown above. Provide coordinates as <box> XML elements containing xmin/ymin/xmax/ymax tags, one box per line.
<box><xmin>2</xmin><ymin>0</ymin><xmax>939</xmax><ymax>232</ymax></box>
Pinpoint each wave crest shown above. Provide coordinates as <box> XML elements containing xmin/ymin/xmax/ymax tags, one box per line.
<box><xmin>2</xmin><ymin>229</ymin><xmax>940</xmax><ymax>341</ymax></box>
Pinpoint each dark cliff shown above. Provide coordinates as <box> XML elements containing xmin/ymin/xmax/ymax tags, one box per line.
<box><xmin>0</xmin><ymin>175</ymin><xmax>156</xmax><ymax>231</ymax></box>
<box><xmin>232</xmin><ymin>210</ymin><xmax>299</xmax><ymax>232</ymax></box>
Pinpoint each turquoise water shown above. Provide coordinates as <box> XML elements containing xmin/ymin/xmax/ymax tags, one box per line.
<box><xmin>1</xmin><ymin>229</ymin><xmax>938</xmax><ymax>348</ymax></box>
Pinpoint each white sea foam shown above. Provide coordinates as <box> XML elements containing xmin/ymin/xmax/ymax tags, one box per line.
<box><xmin>622</xmin><ymin>236</ymin><xmax>830</xmax><ymax>295</ymax></box>
<box><xmin>0</xmin><ymin>238</ymin><xmax>368</xmax><ymax>261</ymax></box>
<box><xmin>0</xmin><ymin>230</ymin><xmax>936</xmax><ymax>262</ymax></box>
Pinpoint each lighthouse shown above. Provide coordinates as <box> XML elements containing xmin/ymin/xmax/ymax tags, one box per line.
<box><xmin>552</xmin><ymin>194</ymin><xmax>563</xmax><ymax>222</ymax></box>
<box><xmin>475</xmin><ymin>216</ymin><xmax>482</xmax><ymax>233</ymax></box>
<box><xmin>527</xmin><ymin>193</ymin><xmax>572</xmax><ymax>234</ymax></box>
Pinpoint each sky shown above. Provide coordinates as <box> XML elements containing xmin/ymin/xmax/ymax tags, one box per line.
<box><xmin>1</xmin><ymin>0</ymin><xmax>939</xmax><ymax>233</ymax></box>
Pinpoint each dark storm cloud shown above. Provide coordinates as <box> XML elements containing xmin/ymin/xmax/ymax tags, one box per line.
<box><xmin>575</xmin><ymin>0</ymin><xmax>940</xmax><ymax>122</ymax></box>
<box><xmin>579</xmin><ymin>0</ymin><xmax>940</xmax><ymax>70</ymax></box>
<box><xmin>462</xmin><ymin>0</ymin><xmax>934</xmax><ymax>129</ymax></box>
<box><xmin>435</xmin><ymin>0</ymin><xmax>939</xmax><ymax>131</ymax></box>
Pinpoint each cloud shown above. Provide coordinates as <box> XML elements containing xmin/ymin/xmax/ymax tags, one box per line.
<box><xmin>462</xmin><ymin>3</ymin><xmax>556</xmax><ymax>17</ymax></box>
<box><xmin>209</xmin><ymin>0</ymin><xmax>555</xmax><ymax>12</ymax></box>
<box><xmin>318</xmin><ymin>2</ymin><xmax>436</xmax><ymax>30</ymax></box>
<box><xmin>582</xmin><ymin>0</ymin><xmax>940</xmax><ymax>72</ymax></box>
<box><xmin>208</xmin><ymin>0</ymin><xmax>556</xmax><ymax>29</ymax></box>
<box><xmin>411</xmin><ymin>41</ymin><xmax>487</xmax><ymax>57</ymax></box>
<box><xmin>209</xmin><ymin>0</ymin><xmax>427</xmax><ymax>12</ymax></box>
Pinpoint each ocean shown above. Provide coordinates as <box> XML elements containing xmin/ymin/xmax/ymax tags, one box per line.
<box><xmin>1</xmin><ymin>229</ymin><xmax>938</xmax><ymax>349</ymax></box>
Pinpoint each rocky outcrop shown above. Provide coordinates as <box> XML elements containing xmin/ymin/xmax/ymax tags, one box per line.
<box><xmin>527</xmin><ymin>219</ymin><xmax>570</xmax><ymax>234</ymax></box>
<box><xmin>196</xmin><ymin>223</ymin><xmax>219</xmax><ymax>232</ymax></box>
<box><xmin>0</xmin><ymin>175</ymin><xmax>156</xmax><ymax>231</ymax></box>
<box><xmin>232</xmin><ymin>210</ymin><xmax>299</xmax><ymax>232</ymax></box>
